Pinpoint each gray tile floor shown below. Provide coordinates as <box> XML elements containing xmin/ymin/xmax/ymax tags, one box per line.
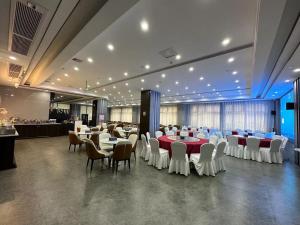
<box><xmin>0</xmin><ymin>136</ymin><xmax>300</xmax><ymax>225</ymax></box>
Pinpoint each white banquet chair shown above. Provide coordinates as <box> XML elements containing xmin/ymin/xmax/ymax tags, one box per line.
<box><xmin>190</xmin><ymin>143</ymin><xmax>215</xmax><ymax>176</ymax></box>
<box><xmin>172</xmin><ymin>127</ymin><xmax>178</xmax><ymax>132</ymax></box>
<box><xmin>244</xmin><ymin>137</ymin><xmax>261</xmax><ymax>161</ymax></box>
<box><xmin>164</xmin><ymin>127</ymin><xmax>169</xmax><ymax>133</ymax></box>
<box><xmin>146</xmin><ymin>132</ymin><xmax>151</xmax><ymax>144</ymax></box>
<box><xmin>197</xmin><ymin>132</ymin><xmax>206</xmax><ymax>139</ymax></box>
<box><xmin>148</xmin><ymin>138</ymin><xmax>169</xmax><ymax>169</ymax></box>
<box><xmin>260</xmin><ymin>139</ymin><xmax>283</xmax><ymax>164</ymax></box>
<box><xmin>155</xmin><ymin>131</ymin><xmax>163</xmax><ymax>138</ymax></box>
<box><xmin>213</xmin><ymin>141</ymin><xmax>226</xmax><ymax>173</ymax></box>
<box><xmin>209</xmin><ymin>135</ymin><xmax>218</xmax><ymax>146</ymax></box>
<box><xmin>141</xmin><ymin>134</ymin><xmax>151</xmax><ymax>160</ymax></box>
<box><xmin>168</xmin><ymin>142</ymin><xmax>190</xmax><ymax>176</ymax></box>
<box><xmin>180</xmin><ymin>130</ymin><xmax>189</xmax><ymax>137</ymax></box>
<box><xmin>225</xmin><ymin>136</ymin><xmax>243</xmax><ymax>157</ymax></box>
<box><xmin>99</xmin><ymin>133</ymin><xmax>113</xmax><ymax>151</ymax></box>
<box><xmin>166</xmin><ymin>130</ymin><xmax>175</xmax><ymax>136</ymax></box>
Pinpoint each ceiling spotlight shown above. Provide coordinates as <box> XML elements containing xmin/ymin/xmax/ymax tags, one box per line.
<box><xmin>14</xmin><ymin>83</ymin><xmax>19</xmax><ymax>88</ymax></box>
<box><xmin>156</xmin><ymin>84</ymin><xmax>160</xmax><ymax>88</ymax></box>
<box><xmin>274</xmin><ymin>91</ymin><xmax>278</xmax><ymax>94</ymax></box>
<box><xmin>124</xmin><ymin>72</ymin><xmax>128</xmax><ymax>76</ymax></box>
<box><xmin>9</xmin><ymin>56</ymin><xmax>17</xmax><ymax>60</ymax></box>
<box><xmin>175</xmin><ymin>54</ymin><xmax>181</xmax><ymax>60</ymax></box>
<box><xmin>145</xmin><ymin>64</ymin><xmax>150</xmax><ymax>70</ymax></box>
<box><xmin>79</xmin><ymin>87</ymin><xmax>82</xmax><ymax>90</ymax></box>
<box><xmin>96</xmin><ymin>81</ymin><xmax>100</xmax><ymax>85</ymax></box>
<box><xmin>161</xmin><ymin>73</ymin><xmax>166</xmax><ymax>78</ymax></box>
<box><xmin>176</xmin><ymin>93</ymin><xmax>179</xmax><ymax>95</ymax></box>
<box><xmin>107</xmin><ymin>43</ymin><xmax>114</xmax><ymax>51</ymax></box>
<box><xmin>167</xmin><ymin>89</ymin><xmax>171</xmax><ymax>92</ymax></box>
<box><xmin>192</xmin><ymin>91</ymin><xmax>196</xmax><ymax>94</ymax></box>
<box><xmin>207</xmin><ymin>83</ymin><xmax>211</xmax><ymax>87</ymax></box>
<box><xmin>212</xmin><ymin>89</ymin><xmax>216</xmax><ymax>91</ymax></box>
<box><xmin>118</xmin><ymin>92</ymin><xmax>120</xmax><ymax>94</ymax></box>
<box><xmin>113</xmin><ymin>85</ymin><xmax>116</xmax><ymax>89</ymax></box>
<box><xmin>56</xmin><ymin>78</ymin><xmax>61</xmax><ymax>81</ymax></box>
<box><xmin>87</xmin><ymin>57</ymin><xmax>93</xmax><ymax>63</ymax></box>
<box><xmin>189</xmin><ymin>67</ymin><xmax>194</xmax><ymax>72</ymax></box>
<box><xmin>140</xmin><ymin>20</ymin><xmax>149</xmax><ymax>32</ymax></box>
<box><xmin>222</xmin><ymin>38</ymin><xmax>231</xmax><ymax>46</ymax></box>
<box><xmin>162</xmin><ymin>94</ymin><xmax>165</xmax><ymax>97</ymax></box>
<box><xmin>284</xmin><ymin>79</ymin><xmax>290</xmax><ymax>83</ymax></box>
<box><xmin>185</xmin><ymin>86</ymin><xmax>189</xmax><ymax>90</ymax></box>
<box><xmin>293</xmin><ymin>68</ymin><xmax>300</xmax><ymax>73</ymax></box>
<box><xmin>108</xmin><ymin>77</ymin><xmax>112</xmax><ymax>81</ymax></box>
<box><xmin>237</xmin><ymin>86</ymin><xmax>241</xmax><ymax>89</ymax></box>
<box><xmin>141</xmin><ymin>87</ymin><xmax>144</xmax><ymax>90</ymax></box>
<box><xmin>228</xmin><ymin>57</ymin><xmax>235</xmax><ymax>63</ymax></box>
<box><xmin>74</xmin><ymin>67</ymin><xmax>79</xmax><ymax>71</ymax></box>
<box><xmin>199</xmin><ymin>76</ymin><xmax>204</xmax><ymax>80</ymax></box>
<box><xmin>94</xmin><ymin>90</ymin><xmax>97</xmax><ymax>93</ymax></box>
<box><xmin>141</xmin><ymin>79</ymin><xmax>145</xmax><ymax>83</ymax></box>
<box><xmin>125</xmin><ymin>83</ymin><xmax>128</xmax><ymax>86</ymax></box>
<box><xmin>235</xmin><ymin>79</ymin><xmax>239</xmax><ymax>83</ymax></box>
<box><xmin>128</xmin><ymin>90</ymin><xmax>131</xmax><ymax>93</ymax></box>
<box><xmin>175</xmin><ymin>81</ymin><xmax>179</xmax><ymax>85</ymax></box>
<box><xmin>10</xmin><ymin>94</ymin><xmax>14</xmax><ymax>97</ymax></box>
<box><xmin>102</xmin><ymin>88</ymin><xmax>106</xmax><ymax>91</ymax></box>
<box><xmin>87</xmin><ymin>85</ymin><xmax>90</xmax><ymax>88</ymax></box>
<box><xmin>64</xmin><ymin>73</ymin><xmax>69</xmax><ymax>77</ymax></box>
<box><xmin>232</xmin><ymin>71</ymin><xmax>238</xmax><ymax>75</ymax></box>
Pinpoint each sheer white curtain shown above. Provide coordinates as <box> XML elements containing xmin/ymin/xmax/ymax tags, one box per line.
<box><xmin>121</xmin><ymin>107</ymin><xmax>132</xmax><ymax>122</ymax></box>
<box><xmin>110</xmin><ymin>108</ymin><xmax>121</xmax><ymax>121</ymax></box>
<box><xmin>223</xmin><ymin>101</ymin><xmax>274</xmax><ymax>132</ymax></box>
<box><xmin>160</xmin><ymin>105</ymin><xmax>178</xmax><ymax>125</ymax></box>
<box><xmin>190</xmin><ymin>103</ymin><xmax>220</xmax><ymax>128</ymax></box>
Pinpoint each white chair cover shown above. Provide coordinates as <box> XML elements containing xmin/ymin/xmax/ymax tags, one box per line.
<box><xmin>146</xmin><ymin>132</ymin><xmax>151</xmax><ymax>144</ymax></box>
<box><xmin>209</xmin><ymin>135</ymin><xmax>218</xmax><ymax>146</ymax></box>
<box><xmin>168</xmin><ymin>142</ymin><xmax>190</xmax><ymax>176</ymax></box>
<box><xmin>197</xmin><ymin>132</ymin><xmax>206</xmax><ymax>139</ymax></box>
<box><xmin>213</xmin><ymin>142</ymin><xmax>226</xmax><ymax>173</ymax></box>
<box><xmin>244</xmin><ymin>137</ymin><xmax>261</xmax><ymax>161</ymax></box>
<box><xmin>99</xmin><ymin>133</ymin><xmax>113</xmax><ymax>151</ymax></box>
<box><xmin>155</xmin><ymin>131</ymin><xmax>163</xmax><ymax>138</ymax></box>
<box><xmin>164</xmin><ymin>127</ymin><xmax>169</xmax><ymax>132</ymax></box>
<box><xmin>102</xmin><ymin>123</ymin><xmax>107</xmax><ymax>129</ymax></box>
<box><xmin>166</xmin><ymin>130</ymin><xmax>175</xmax><ymax>136</ymax></box>
<box><xmin>190</xmin><ymin>143</ymin><xmax>215</xmax><ymax>176</ymax></box>
<box><xmin>225</xmin><ymin>136</ymin><xmax>243</xmax><ymax>157</ymax></box>
<box><xmin>141</xmin><ymin>134</ymin><xmax>151</xmax><ymax>160</ymax></box>
<box><xmin>180</xmin><ymin>131</ymin><xmax>189</xmax><ymax>137</ymax></box>
<box><xmin>172</xmin><ymin>127</ymin><xmax>178</xmax><ymax>132</ymax></box>
<box><xmin>260</xmin><ymin>139</ymin><xmax>283</xmax><ymax>163</ymax></box>
<box><xmin>148</xmin><ymin>138</ymin><xmax>169</xmax><ymax>169</ymax></box>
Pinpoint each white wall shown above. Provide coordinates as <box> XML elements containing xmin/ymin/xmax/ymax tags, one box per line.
<box><xmin>0</xmin><ymin>86</ymin><xmax>50</xmax><ymax>120</ymax></box>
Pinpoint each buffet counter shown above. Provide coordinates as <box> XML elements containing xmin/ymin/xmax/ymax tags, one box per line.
<box><xmin>14</xmin><ymin>123</ymin><xmax>74</xmax><ymax>139</ymax></box>
<box><xmin>0</xmin><ymin>131</ymin><xmax>18</xmax><ymax>170</ymax></box>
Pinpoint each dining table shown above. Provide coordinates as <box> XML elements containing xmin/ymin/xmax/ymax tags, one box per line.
<box><xmin>100</xmin><ymin>138</ymin><xmax>129</xmax><ymax>150</ymax></box>
<box><xmin>233</xmin><ymin>135</ymin><xmax>271</xmax><ymax>148</ymax></box>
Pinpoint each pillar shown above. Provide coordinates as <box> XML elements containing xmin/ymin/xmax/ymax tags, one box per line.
<box><xmin>70</xmin><ymin>104</ymin><xmax>81</xmax><ymax>121</ymax></box>
<box><xmin>139</xmin><ymin>90</ymin><xmax>160</xmax><ymax>137</ymax></box>
<box><xmin>92</xmin><ymin>98</ymin><xmax>108</xmax><ymax>126</ymax></box>
<box><xmin>294</xmin><ymin>78</ymin><xmax>300</xmax><ymax>165</ymax></box>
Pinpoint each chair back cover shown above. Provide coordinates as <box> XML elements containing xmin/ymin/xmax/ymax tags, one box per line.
<box><xmin>228</xmin><ymin>135</ymin><xmax>238</xmax><ymax>146</ymax></box>
<box><xmin>99</xmin><ymin>133</ymin><xmax>111</xmax><ymax>140</ymax></box>
<box><xmin>141</xmin><ymin>134</ymin><xmax>148</xmax><ymax>150</ymax></box>
<box><xmin>246</xmin><ymin>137</ymin><xmax>260</xmax><ymax>152</ymax></box>
<box><xmin>215</xmin><ymin>141</ymin><xmax>226</xmax><ymax>159</ymax></box>
<box><xmin>199</xmin><ymin>143</ymin><xmax>215</xmax><ymax>162</ymax></box>
<box><xmin>171</xmin><ymin>142</ymin><xmax>187</xmax><ymax>160</ymax></box>
<box><xmin>209</xmin><ymin>135</ymin><xmax>218</xmax><ymax>146</ymax></box>
<box><xmin>172</xmin><ymin>127</ymin><xmax>178</xmax><ymax>132</ymax></box>
<box><xmin>155</xmin><ymin>131</ymin><xmax>163</xmax><ymax>138</ymax></box>
<box><xmin>128</xmin><ymin>134</ymin><xmax>138</xmax><ymax>150</ymax></box>
<box><xmin>270</xmin><ymin>139</ymin><xmax>282</xmax><ymax>152</ymax></box>
<box><xmin>112</xmin><ymin>141</ymin><xmax>132</xmax><ymax>160</ymax></box>
<box><xmin>166</xmin><ymin>130</ymin><xmax>175</xmax><ymax>136</ymax></box>
<box><xmin>149</xmin><ymin>138</ymin><xmax>160</xmax><ymax>154</ymax></box>
<box><xmin>146</xmin><ymin>132</ymin><xmax>151</xmax><ymax>143</ymax></box>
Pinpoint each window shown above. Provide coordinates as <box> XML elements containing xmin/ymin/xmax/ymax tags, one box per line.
<box><xmin>160</xmin><ymin>105</ymin><xmax>177</xmax><ymax>125</ymax></box>
<box><xmin>110</xmin><ymin>107</ymin><xmax>132</xmax><ymax>122</ymax></box>
<box><xmin>280</xmin><ymin>91</ymin><xmax>294</xmax><ymax>140</ymax></box>
<box><xmin>223</xmin><ymin>101</ymin><xmax>274</xmax><ymax>132</ymax></box>
<box><xmin>190</xmin><ymin>103</ymin><xmax>220</xmax><ymax>128</ymax></box>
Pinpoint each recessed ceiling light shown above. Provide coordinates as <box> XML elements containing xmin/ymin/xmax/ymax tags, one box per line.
<box><xmin>189</xmin><ymin>67</ymin><xmax>194</xmax><ymax>72</ymax></box>
<box><xmin>79</xmin><ymin>87</ymin><xmax>82</xmax><ymax>90</ymax></box>
<box><xmin>87</xmin><ymin>57</ymin><xmax>93</xmax><ymax>63</ymax></box>
<box><xmin>175</xmin><ymin>54</ymin><xmax>181</xmax><ymax>60</ymax></box>
<box><xmin>87</xmin><ymin>85</ymin><xmax>90</xmax><ymax>88</ymax></box>
<box><xmin>293</xmin><ymin>68</ymin><xmax>300</xmax><ymax>73</ymax></box>
<box><xmin>145</xmin><ymin>64</ymin><xmax>150</xmax><ymax>70</ymax></box>
<box><xmin>140</xmin><ymin>20</ymin><xmax>149</xmax><ymax>32</ymax></box>
<box><xmin>274</xmin><ymin>91</ymin><xmax>278</xmax><ymax>94</ymax></box>
<box><xmin>156</xmin><ymin>84</ymin><xmax>159</xmax><ymax>88</ymax></box>
<box><xmin>162</xmin><ymin>94</ymin><xmax>165</xmax><ymax>97</ymax></box>
<box><xmin>113</xmin><ymin>85</ymin><xmax>116</xmax><ymax>89</ymax></box>
<box><xmin>96</xmin><ymin>81</ymin><xmax>100</xmax><ymax>85</ymax></box>
<box><xmin>130</xmin><ymin>94</ymin><xmax>133</xmax><ymax>97</ymax></box>
<box><xmin>235</xmin><ymin>79</ymin><xmax>239</xmax><ymax>83</ymax></box>
<box><xmin>176</xmin><ymin>93</ymin><xmax>179</xmax><ymax>95</ymax></box>
<box><xmin>109</xmin><ymin>93</ymin><xmax>112</xmax><ymax>96</ymax></box>
<box><xmin>199</xmin><ymin>76</ymin><xmax>204</xmax><ymax>80</ymax></box>
<box><xmin>207</xmin><ymin>83</ymin><xmax>211</xmax><ymax>87</ymax></box>
<box><xmin>175</xmin><ymin>81</ymin><xmax>179</xmax><ymax>85</ymax></box>
<box><xmin>9</xmin><ymin>56</ymin><xmax>17</xmax><ymax>60</ymax></box>
<box><xmin>237</xmin><ymin>86</ymin><xmax>241</xmax><ymax>89</ymax></box>
<box><xmin>167</xmin><ymin>89</ymin><xmax>171</xmax><ymax>92</ymax></box>
<box><xmin>141</xmin><ymin>79</ymin><xmax>145</xmax><ymax>83</ymax></box>
<box><xmin>232</xmin><ymin>71</ymin><xmax>238</xmax><ymax>75</ymax></box>
<box><xmin>222</xmin><ymin>38</ymin><xmax>231</xmax><ymax>46</ymax></box>
<box><xmin>128</xmin><ymin>90</ymin><xmax>131</xmax><ymax>93</ymax></box>
<box><xmin>102</xmin><ymin>88</ymin><xmax>106</xmax><ymax>91</ymax></box>
<box><xmin>161</xmin><ymin>73</ymin><xmax>166</xmax><ymax>78</ymax></box>
<box><xmin>228</xmin><ymin>57</ymin><xmax>235</xmax><ymax>63</ymax></box>
<box><xmin>107</xmin><ymin>43</ymin><xmax>114</xmax><ymax>51</ymax></box>
<box><xmin>284</xmin><ymin>79</ymin><xmax>290</xmax><ymax>83</ymax></box>
<box><xmin>118</xmin><ymin>92</ymin><xmax>120</xmax><ymax>94</ymax></box>
<box><xmin>94</xmin><ymin>90</ymin><xmax>97</xmax><ymax>93</ymax></box>
<box><xmin>212</xmin><ymin>89</ymin><xmax>216</xmax><ymax>91</ymax></box>
<box><xmin>74</xmin><ymin>67</ymin><xmax>79</xmax><ymax>71</ymax></box>
<box><xmin>108</xmin><ymin>77</ymin><xmax>112</xmax><ymax>81</ymax></box>
<box><xmin>125</xmin><ymin>83</ymin><xmax>129</xmax><ymax>86</ymax></box>
<box><xmin>121</xmin><ymin>96</ymin><xmax>124</xmax><ymax>98</ymax></box>
<box><xmin>10</xmin><ymin>94</ymin><xmax>14</xmax><ymax>97</ymax></box>
<box><xmin>185</xmin><ymin>86</ymin><xmax>189</xmax><ymax>90</ymax></box>
<box><xmin>124</xmin><ymin>72</ymin><xmax>128</xmax><ymax>76</ymax></box>
<box><xmin>272</xmin><ymin>94</ymin><xmax>275</xmax><ymax>97</ymax></box>
<box><xmin>64</xmin><ymin>73</ymin><xmax>68</xmax><ymax>77</ymax></box>
<box><xmin>192</xmin><ymin>91</ymin><xmax>196</xmax><ymax>94</ymax></box>
<box><xmin>56</xmin><ymin>78</ymin><xmax>61</xmax><ymax>81</ymax></box>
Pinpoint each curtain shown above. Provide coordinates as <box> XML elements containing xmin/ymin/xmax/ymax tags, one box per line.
<box><xmin>223</xmin><ymin>101</ymin><xmax>274</xmax><ymax>132</ymax></box>
<box><xmin>189</xmin><ymin>103</ymin><xmax>220</xmax><ymax>128</ymax></box>
<box><xmin>110</xmin><ymin>107</ymin><xmax>132</xmax><ymax>122</ymax></box>
<box><xmin>160</xmin><ymin>105</ymin><xmax>178</xmax><ymax>125</ymax></box>
<box><xmin>110</xmin><ymin>108</ymin><xmax>121</xmax><ymax>121</ymax></box>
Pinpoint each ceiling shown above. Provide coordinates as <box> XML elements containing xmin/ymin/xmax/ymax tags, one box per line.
<box><xmin>0</xmin><ymin>0</ymin><xmax>299</xmax><ymax>106</ymax></box>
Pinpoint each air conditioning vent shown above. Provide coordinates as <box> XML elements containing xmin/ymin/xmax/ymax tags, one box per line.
<box><xmin>11</xmin><ymin>1</ymin><xmax>43</xmax><ymax>55</ymax></box>
<box><xmin>8</xmin><ymin>63</ymin><xmax>22</xmax><ymax>78</ymax></box>
<box><xmin>159</xmin><ymin>47</ymin><xmax>177</xmax><ymax>59</ymax></box>
<box><xmin>72</xmin><ymin>58</ymin><xmax>83</xmax><ymax>63</ymax></box>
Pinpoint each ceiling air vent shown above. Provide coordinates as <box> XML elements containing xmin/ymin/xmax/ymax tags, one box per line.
<box><xmin>159</xmin><ymin>47</ymin><xmax>177</xmax><ymax>59</ymax></box>
<box><xmin>8</xmin><ymin>63</ymin><xmax>22</xmax><ymax>78</ymax></box>
<box><xmin>11</xmin><ymin>1</ymin><xmax>43</xmax><ymax>55</ymax></box>
<box><xmin>72</xmin><ymin>58</ymin><xmax>83</xmax><ymax>63</ymax></box>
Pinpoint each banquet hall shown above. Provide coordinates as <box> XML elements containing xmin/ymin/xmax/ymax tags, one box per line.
<box><xmin>0</xmin><ymin>0</ymin><xmax>300</xmax><ymax>224</ymax></box>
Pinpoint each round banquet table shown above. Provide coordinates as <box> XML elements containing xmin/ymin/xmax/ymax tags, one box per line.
<box><xmin>234</xmin><ymin>135</ymin><xmax>271</xmax><ymax>148</ymax></box>
<box><xmin>158</xmin><ymin>135</ymin><xmax>208</xmax><ymax>157</ymax></box>
<box><xmin>176</xmin><ymin>130</ymin><xmax>194</xmax><ymax>137</ymax></box>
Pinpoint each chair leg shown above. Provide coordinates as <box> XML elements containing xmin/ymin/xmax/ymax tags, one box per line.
<box><xmin>74</xmin><ymin>144</ymin><xmax>76</xmax><ymax>152</ymax></box>
<box><xmin>101</xmin><ymin>158</ymin><xmax>104</xmax><ymax>168</ymax></box>
<box><xmin>116</xmin><ymin>161</ymin><xmax>119</xmax><ymax>173</ymax></box>
<box><xmin>90</xmin><ymin>159</ymin><xmax>94</xmax><ymax>173</ymax></box>
<box><xmin>134</xmin><ymin>151</ymin><xmax>136</xmax><ymax>161</ymax></box>
<box><xmin>69</xmin><ymin>144</ymin><xmax>71</xmax><ymax>151</ymax></box>
<box><xmin>112</xmin><ymin>160</ymin><xmax>115</xmax><ymax>172</ymax></box>
<box><xmin>128</xmin><ymin>159</ymin><xmax>131</xmax><ymax>170</ymax></box>
<box><xmin>124</xmin><ymin>160</ymin><xmax>126</xmax><ymax>167</ymax></box>
<box><xmin>86</xmin><ymin>158</ymin><xmax>90</xmax><ymax>168</ymax></box>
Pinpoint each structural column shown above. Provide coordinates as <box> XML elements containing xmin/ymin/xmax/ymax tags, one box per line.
<box><xmin>91</xmin><ymin>98</ymin><xmax>108</xmax><ymax>126</ymax></box>
<box><xmin>294</xmin><ymin>78</ymin><xmax>300</xmax><ymax>165</ymax></box>
<box><xmin>69</xmin><ymin>104</ymin><xmax>81</xmax><ymax>120</ymax></box>
<box><xmin>140</xmin><ymin>90</ymin><xmax>160</xmax><ymax>137</ymax></box>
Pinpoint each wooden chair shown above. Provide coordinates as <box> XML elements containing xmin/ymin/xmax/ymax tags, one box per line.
<box><xmin>84</xmin><ymin>139</ymin><xmax>112</xmax><ymax>172</ymax></box>
<box><xmin>90</xmin><ymin>127</ymin><xmax>99</xmax><ymax>132</ymax></box>
<box><xmin>68</xmin><ymin>131</ymin><xmax>83</xmax><ymax>152</ymax></box>
<box><xmin>90</xmin><ymin>133</ymin><xmax>99</xmax><ymax>148</ymax></box>
<box><xmin>107</xmin><ymin>124</ymin><xmax>115</xmax><ymax>134</ymax></box>
<box><xmin>111</xmin><ymin>141</ymin><xmax>132</xmax><ymax>173</ymax></box>
<box><xmin>113</xmin><ymin>129</ymin><xmax>123</xmax><ymax>138</ymax></box>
